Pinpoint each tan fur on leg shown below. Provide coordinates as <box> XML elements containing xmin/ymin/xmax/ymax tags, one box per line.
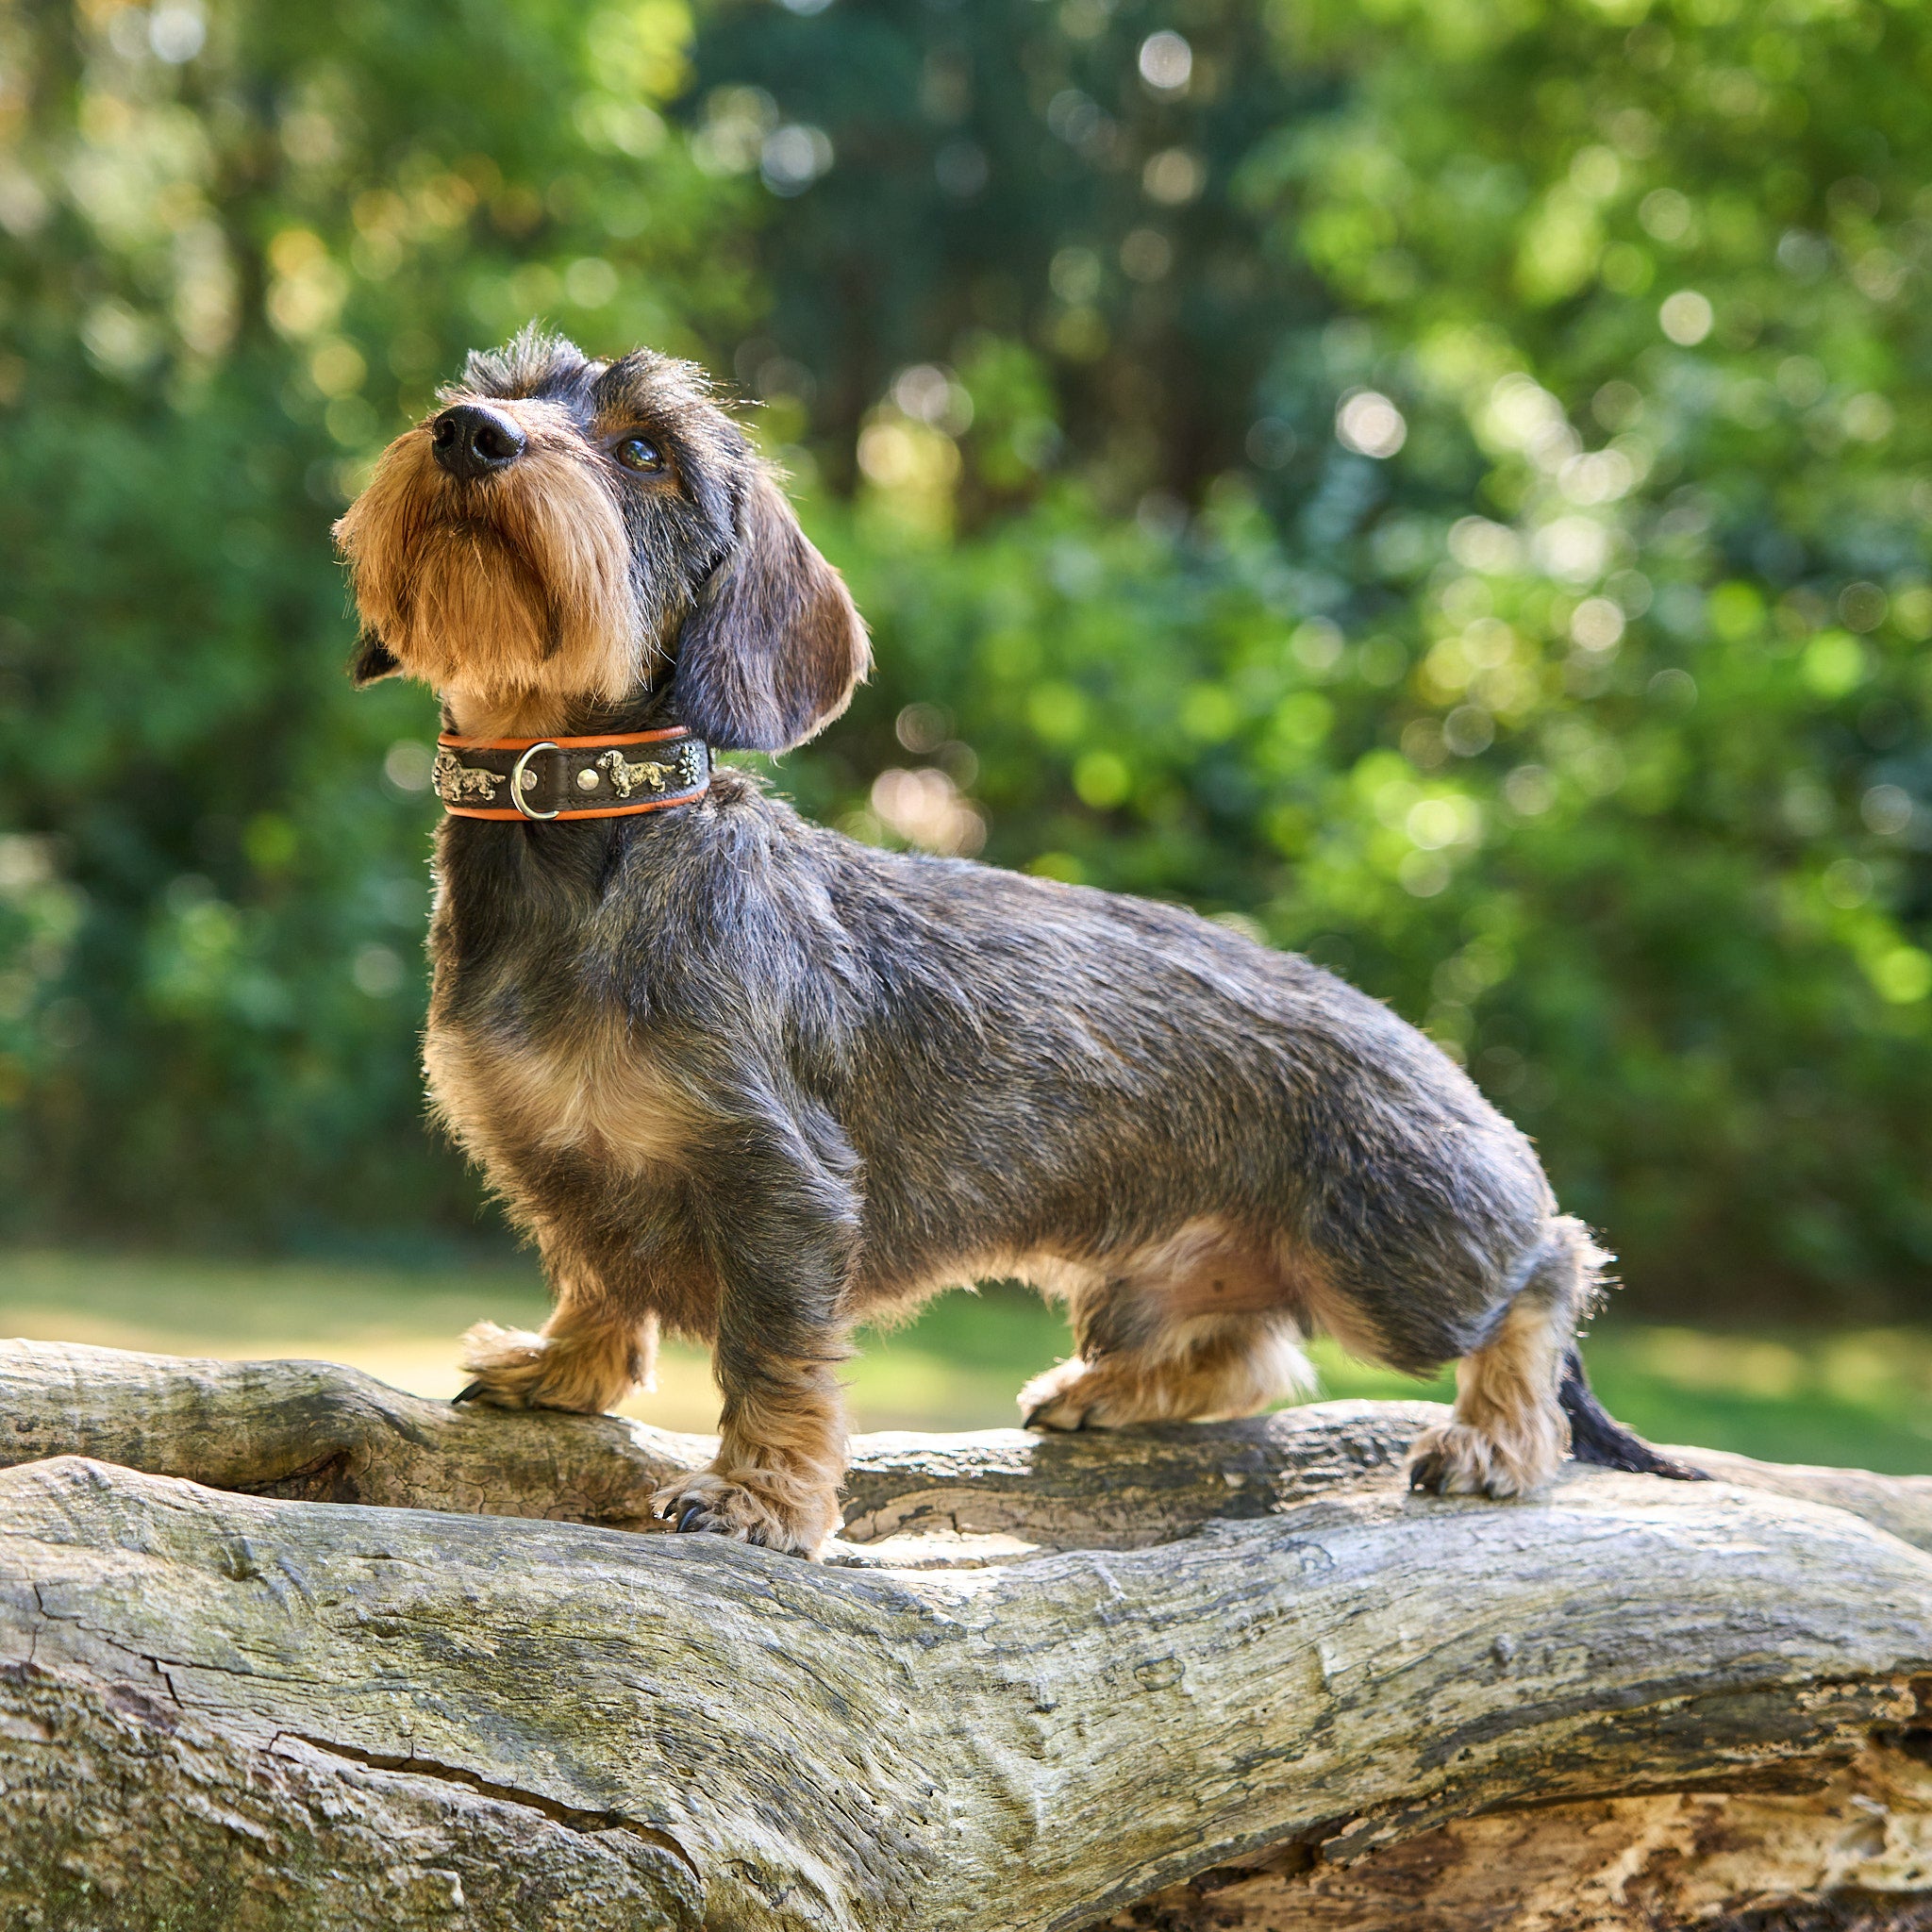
<box><xmin>1407</xmin><ymin>1294</ymin><xmax>1570</xmax><ymax>1499</ymax></box>
<box><xmin>1021</xmin><ymin>1319</ymin><xmax>1315</xmax><ymax>1430</ymax></box>
<box><xmin>458</xmin><ymin>1306</ymin><xmax>654</xmax><ymax>1416</ymax></box>
<box><xmin>652</xmin><ymin>1362</ymin><xmax>846</xmax><ymax>1557</ymax></box>
<box><xmin>1020</xmin><ymin>1222</ymin><xmax>1318</xmax><ymax>1431</ymax></box>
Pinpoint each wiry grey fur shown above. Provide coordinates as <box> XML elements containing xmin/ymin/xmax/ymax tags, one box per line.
<box><xmin>341</xmin><ymin>331</ymin><xmax>1696</xmax><ymax>1558</ymax></box>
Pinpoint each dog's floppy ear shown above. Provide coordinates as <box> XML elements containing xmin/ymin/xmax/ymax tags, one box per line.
<box><xmin>349</xmin><ymin>629</ymin><xmax>402</xmax><ymax>688</ymax></box>
<box><xmin>672</xmin><ymin>470</ymin><xmax>870</xmax><ymax>752</ymax></box>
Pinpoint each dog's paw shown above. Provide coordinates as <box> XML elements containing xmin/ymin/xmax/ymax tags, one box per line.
<box><xmin>453</xmin><ymin>1320</ymin><xmax>630</xmax><ymax>1414</ymax></box>
<box><xmin>1019</xmin><ymin>1357</ymin><xmax>1126</xmax><ymax>1431</ymax></box>
<box><xmin>454</xmin><ymin>1322</ymin><xmax>551</xmax><ymax>1407</ymax></box>
<box><xmin>1407</xmin><ymin>1420</ymin><xmax>1557</xmax><ymax>1500</ymax></box>
<box><xmin>651</xmin><ymin>1471</ymin><xmax>837</xmax><ymax>1558</ymax></box>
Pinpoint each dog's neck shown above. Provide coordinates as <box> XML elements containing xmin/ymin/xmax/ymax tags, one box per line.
<box><xmin>440</xmin><ymin>690</ymin><xmax>570</xmax><ymax>741</ymax></box>
<box><xmin>439</xmin><ymin>683</ymin><xmax>676</xmax><ymax>742</ymax></box>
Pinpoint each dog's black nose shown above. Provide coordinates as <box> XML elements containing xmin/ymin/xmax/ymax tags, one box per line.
<box><xmin>430</xmin><ymin>404</ymin><xmax>526</xmax><ymax>480</ymax></box>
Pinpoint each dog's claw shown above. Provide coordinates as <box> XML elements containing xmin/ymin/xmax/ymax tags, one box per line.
<box><xmin>1023</xmin><ymin>1401</ymin><xmax>1091</xmax><ymax>1431</ymax></box>
<box><xmin>1407</xmin><ymin>1453</ymin><xmax>1444</xmax><ymax>1494</ymax></box>
<box><xmin>453</xmin><ymin>1382</ymin><xmax>485</xmax><ymax>1406</ymax></box>
<box><xmin>676</xmin><ymin>1503</ymin><xmax>707</xmax><ymax>1533</ymax></box>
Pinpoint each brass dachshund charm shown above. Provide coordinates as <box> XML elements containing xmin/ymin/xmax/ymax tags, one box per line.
<box><xmin>596</xmin><ymin>748</ymin><xmax>672</xmax><ymax>796</ymax></box>
<box><xmin>430</xmin><ymin>748</ymin><xmax>505</xmax><ymax>805</ymax></box>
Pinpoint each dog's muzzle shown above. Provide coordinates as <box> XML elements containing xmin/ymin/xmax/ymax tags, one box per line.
<box><xmin>429</xmin><ymin>726</ymin><xmax>711</xmax><ymax>821</ymax></box>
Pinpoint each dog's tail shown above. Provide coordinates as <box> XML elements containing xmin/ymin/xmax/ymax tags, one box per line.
<box><xmin>1558</xmin><ymin>1346</ymin><xmax>1707</xmax><ymax>1481</ymax></box>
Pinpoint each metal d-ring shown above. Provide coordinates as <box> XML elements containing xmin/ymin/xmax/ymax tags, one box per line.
<box><xmin>509</xmin><ymin>741</ymin><xmax>561</xmax><ymax>821</ymax></box>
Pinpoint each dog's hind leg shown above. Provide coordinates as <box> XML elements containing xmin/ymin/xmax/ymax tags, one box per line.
<box><xmin>1021</xmin><ymin>1311</ymin><xmax>1313</xmax><ymax>1429</ymax></box>
<box><xmin>1021</xmin><ymin>1222</ymin><xmax>1317</xmax><ymax>1430</ymax></box>
<box><xmin>1406</xmin><ymin>1215</ymin><xmax>1592</xmax><ymax>1499</ymax></box>
<box><xmin>1406</xmin><ymin>1216</ymin><xmax>1706</xmax><ymax>1497</ymax></box>
<box><xmin>1405</xmin><ymin>1295</ymin><xmax>1569</xmax><ymax>1498</ymax></box>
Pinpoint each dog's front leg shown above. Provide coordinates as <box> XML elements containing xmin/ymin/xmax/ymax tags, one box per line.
<box><xmin>455</xmin><ymin>1213</ymin><xmax>661</xmax><ymax>1415</ymax></box>
<box><xmin>653</xmin><ymin>1114</ymin><xmax>858</xmax><ymax>1558</ymax></box>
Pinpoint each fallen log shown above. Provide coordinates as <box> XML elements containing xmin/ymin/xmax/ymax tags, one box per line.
<box><xmin>2</xmin><ymin>1340</ymin><xmax>1928</xmax><ymax>1930</ymax></box>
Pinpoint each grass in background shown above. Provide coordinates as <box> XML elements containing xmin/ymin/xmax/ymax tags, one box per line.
<box><xmin>1</xmin><ymin>1250</ymin><xmax>1926</xmax><ymax>1474</ymax></box>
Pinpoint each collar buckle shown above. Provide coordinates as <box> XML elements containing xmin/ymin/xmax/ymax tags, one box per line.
<box><xmin>509</xmin><ymin>741</ymin><xmax>562</xmax><ymax>822</ymax></box>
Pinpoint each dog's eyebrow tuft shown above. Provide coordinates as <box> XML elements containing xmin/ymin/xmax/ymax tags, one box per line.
<box><xmin>463</xmin><ymin>325</ymin><xmax>590</xmax><ymax>400</ymax></box>
<box><xmin>595</xmin><ymin>349</ymin><xmax>726</xmax><ymax>417</ymax></box>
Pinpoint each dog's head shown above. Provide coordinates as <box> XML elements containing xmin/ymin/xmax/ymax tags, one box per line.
<box><xmin>334</xmin><ymin>329</ymin><xmax>869</xmax><ymax>750</ymax></box>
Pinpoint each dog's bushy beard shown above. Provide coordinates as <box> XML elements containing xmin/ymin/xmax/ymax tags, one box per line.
<box><xmin>336</xmin><ymin>400</ymin><xmax>652</xmax><ymax>708</ymax></box>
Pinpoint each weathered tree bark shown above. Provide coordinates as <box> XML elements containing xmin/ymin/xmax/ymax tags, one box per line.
<box><xmin>3</xmin><ymin>1339</ymin><xmax>1929</xmax><ymax>1931</ymax></box>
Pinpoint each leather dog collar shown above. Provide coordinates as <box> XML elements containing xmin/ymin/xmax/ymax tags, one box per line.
<box><xmin>432</xmin><ymin>725</ymin><xmax>711</xmax><ymax>822</ymax></box>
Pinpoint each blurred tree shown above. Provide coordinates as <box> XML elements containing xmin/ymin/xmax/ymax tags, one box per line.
<box><xmin>2</xmin><ymin>0</ymin><xmax>1928</xmax><ymax>1319</ymax></box>
<box><xmin>686</xmin><ymin>0</ymin><xmax>1333</xmax><ymax>507</ymax></box>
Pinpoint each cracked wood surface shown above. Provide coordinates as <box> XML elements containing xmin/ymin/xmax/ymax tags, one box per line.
<box><xmin>1098</xmin><ymin>1740</ymin><xmax>1932</xmax><ymax>1930</ymax></box>
<box><xmin>1</xmin><ymin>1340</ymin><xmax>1930</xmax><ymax>1931</ymax></box>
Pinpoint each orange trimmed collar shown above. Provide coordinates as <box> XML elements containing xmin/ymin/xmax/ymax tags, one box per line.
<box><xmin>431</xmin><ymin>725</ymin><xmax>710</xmax><ymax>822</ymax></box>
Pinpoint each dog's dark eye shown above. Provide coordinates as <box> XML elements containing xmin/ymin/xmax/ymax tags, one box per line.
<box><xmin>614</xmin><ymin>436</ymin><xmax>665</xmax><ymax>474</ymax></box>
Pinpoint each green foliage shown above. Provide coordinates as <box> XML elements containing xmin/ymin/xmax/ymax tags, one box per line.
<box><xmin>2</xmin><ymin>0</ymin><xmax>1928</xmax><ymax>1317</ymax></box>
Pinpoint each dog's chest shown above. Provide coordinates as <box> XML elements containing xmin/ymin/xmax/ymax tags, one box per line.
<box><xmin>423</xmin><ymin>1010</ymin><xmax>693</xmax><ymax>1175</ymax></box>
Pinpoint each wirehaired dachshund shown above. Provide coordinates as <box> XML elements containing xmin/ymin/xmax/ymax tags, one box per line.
<box><xmin>336</xmin><ymin>328</ymin><xmax>1696</xmax><ymax>1557</ymax></box>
